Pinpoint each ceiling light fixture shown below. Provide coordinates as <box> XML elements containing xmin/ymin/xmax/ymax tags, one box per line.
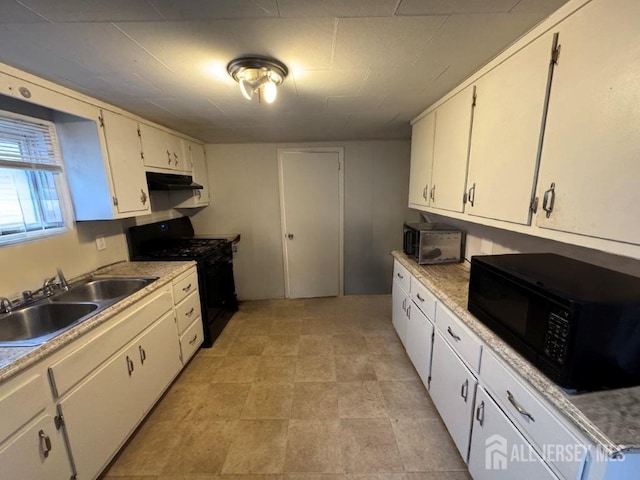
<box><xmin>227</xmin><ymin>56</ymin><xmax>288</xmax><ymax>104</ymax></box>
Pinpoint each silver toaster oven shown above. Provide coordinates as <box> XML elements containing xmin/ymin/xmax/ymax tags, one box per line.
<box><xmin>402</xmin><ymin>223</ymin><xmax>464</xmax><ymax>264</ymax></box>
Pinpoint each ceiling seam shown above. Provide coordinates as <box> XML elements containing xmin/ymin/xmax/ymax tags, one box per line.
<box><xmin>145</xmin><ymin>0</ymin><xmax>167</xmax><ymax>21</ymax></box>
<box><xmin>410</xmin><ymin>15</ymin><xmax>449</xmax><ymax>68</ymax></box>
<box><xmin>110</xmin><ymin>22</ymin><xmax>175</xmax><ymax>73</ymax></box>
<box><xmin>329</xmin><ymin>18</ymin><xmax>339</xmax><ymax>69</ymax></box>
<box><xmin>392</xmin><ymin>0</ymin><xmax>403</xmax><ymax>17</ymax></box>
<box><xmin>14</xmin><ymin>0</ymin><xmax>51</xmax><ymax>23</ymax></box>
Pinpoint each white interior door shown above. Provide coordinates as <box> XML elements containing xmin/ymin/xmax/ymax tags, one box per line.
<box><xmin>279</xmin><ymin>149</ymin><xmax>342</xmax><ymax>298</ymax></box>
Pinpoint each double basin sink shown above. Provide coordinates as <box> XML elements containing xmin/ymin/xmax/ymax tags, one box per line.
<box><xmin>0</xmin><ymin>277</ymin><xmax>157</xmax><ymax>347</ymax></box>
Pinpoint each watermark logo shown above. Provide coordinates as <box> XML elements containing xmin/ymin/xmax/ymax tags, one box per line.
<box><xmin>485</xmin><ymin>434</ymin><xmax>508</xmax><ymax>470</ymax></box>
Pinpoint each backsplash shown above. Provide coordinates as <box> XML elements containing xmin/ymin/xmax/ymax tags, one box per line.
<box><xmin>421</xmin><ymin>211</ymin><xmax>640</xmax><ymax>278</ymax></box>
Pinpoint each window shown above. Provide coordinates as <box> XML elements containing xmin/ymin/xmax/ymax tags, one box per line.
<box><xmin>0</xmin><ymin>111</ymin><xmax>68</xmax><ymax>245</ymax></box>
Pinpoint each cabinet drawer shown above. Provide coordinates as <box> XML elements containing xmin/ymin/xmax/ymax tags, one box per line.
<box><xmin>175</xmin><ymin>291</ymin><xmax>201</xmax><ymax>334</ymax></box>
<box><xmin>180</xmin><ymin>317</ymin><xmax>203</xmax><ymax>364</ymax></box>
<box><xmin>410</xmin><ymin>277</ymin><xmax>437</xmax><ymax>320</ymax></box>
<box><xmin>0</xmin><ymin>373</ymin><xmax>46</xmax><ymax>444</ymax></box>
<box><xmin>481</xmin><ymin>350</ymin><xmax>587</xmax><ymax>480</ymax></box>
<box><xmin>173</xmin><ymin>269</ymin><xmax>198</xmax><ymax>304</ymax></box>
<box><xmin>393</xmin><ymin>260</ymin><xmax>410</xmax><ymax>293</ymax></box>
<box><xmin>436</xmin><ymin>302</ymin><xmax>482</xmax><ymax>373</ymax></box>
<box><xmin>49</xmin><ymin>288</ymin><xmax>173</xmax><ymax>398</ymax></box>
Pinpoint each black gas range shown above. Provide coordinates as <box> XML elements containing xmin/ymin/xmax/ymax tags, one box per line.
<box><xmin>127</xmin><ymin>217</ymin><xmax>238</xmax><ymax>347</ymax></box>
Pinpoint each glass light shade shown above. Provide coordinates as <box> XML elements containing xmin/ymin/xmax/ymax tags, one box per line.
<box><xmin>263</xmin><ymin>80</ymin><xmax>277</xmax><ymax>103</ymax></box>
<box><xmin>239</xmin><ymin>78</ymin><xmax>254</xmax><ymax>100</ymax></box>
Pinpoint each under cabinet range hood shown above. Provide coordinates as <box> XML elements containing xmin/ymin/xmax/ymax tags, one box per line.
<box><xmin>145</xmin><ymin>172</ymin><xmax>203</xmax><ymax>191</ymax></box>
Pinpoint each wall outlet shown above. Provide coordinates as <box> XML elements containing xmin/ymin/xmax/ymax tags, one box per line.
<box><xmin>96</xmin><ymin>235</ymin><xmax>106</xmax><ymax>251</ymax></box>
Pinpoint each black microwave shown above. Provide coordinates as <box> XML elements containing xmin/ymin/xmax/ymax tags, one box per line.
<box><xmin>468</xmin><ymin>253</ymin><xmax>640</xmax><ymax>392</ymax></box>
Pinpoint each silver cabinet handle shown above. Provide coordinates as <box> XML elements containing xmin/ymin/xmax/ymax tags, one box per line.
<box><xmin>447</xmin><ymin>326</ymin><xmax>461</xmax><ymax>342</ymax></box>
<box><xmin>126</xmin><ymin>355</ymin><xmax>134</xmax><ymax>376</ymax></box>
<box><xmin>167</xmin><ymin>150</ymin><xmax>172</xmax><ymax>164</ymax></box>
<box><xmin>185</xmin><ymin>307</ymin><xmax>195</xmax><ymax>317</ymax></box>
<box><xmin>286</xmin><ymin>233</ymin><xmax>294</xmax><ymax>240</ymax></box>
<box><xmin>401</xmin><ymin>298</ymin><xmax>407</xmax><ymax>311</ymax></box>
<box><xmin>422</xmin><ymin>185</ymin><xmax>428</xmax><ymax>200</ymax></box>
<box><xmin>182</xmin><ymin>283</ymin><xmax>192</xmax><ymax>292</ymax></box>
<box><xmin>468</xmin><ymin>182</ymin><xmax>476</xmax><ymax>207</ymax></box>
<box><xmin>430</xmin><ymin>185</ymin><xmax>436</xmax><ymax>201</ymax></box>
<box><xmin>407</xmin><ymin>304</ymin><xmax>411</xmax><ymax>319</ymax></box>
<box><xmin>542</xmin><ymin>182</ymin><xmax>556</xmax><ymax>218</ymax></box>
<box><xmin>189</xmin><ymin>333</ymin><xmax>198</xmax><ymax>345</ymax></box>
<box><xmin>139</xmin><ymin>345</ymin><xmax>146</xmax><ymax>365</ymax></box>
<box><xmin>140</xmin><ymin>189</ymin><xmax>148</xmax><ymax>205</ymax></box>
<box><xmin>173</xmin><ymin>152</ymin><xmax>178</xmax><ymax>166</ymax></box>
<box><xmin>196</xmin><ymin>190</ymin><xmax>202</xmax><ymax>198</ymax></box>
<box><xmin>476</xmin><ymin>400</ymin><xmax>485</xmax><ymax>426</ymax></box>
<box><xmin>416</xmin><ymin>293</ymin><xmax>425</xmax><ymax>303</ymax></box>
<box><xmin>39</xmin><ymin>430</ymin><xmax>52</xmax><ymax>458</ymax></box>
<box><xmin>507</xmin><ymin>390</ymin><xmax>535</xmax><ymax>422</ymax></box>
<box><xmin>396</xmin><ymin>272</ymin><xmax>404</xmax><ymax>279</ymax></box>
<box><xmin>460</xmin><ymin>379</ymin><xmax>469</xmax><ymax>402</ymax></box>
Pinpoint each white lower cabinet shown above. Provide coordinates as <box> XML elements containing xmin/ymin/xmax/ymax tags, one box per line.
<box><xmin>469</xmin><ymin>386</ymin><xmax>559</xmax><ymax>480</ymax></box>
<box><xmin>429</xmin><ymin>331</ymin><xmax>477</xmax><ymax>461</ymax></box>
<box><xmin>392</xmin><ymin>277</ymin><xmax>410</xmax><ymax>346</ymax></box>
<box><xmin>405</xmin><ymin>302</ymin><xmax>434</xmax><ymax>388</ymax></box>
<box><xmin>58</xmin><ymin>310</ymin><xmax>180</xmax><ymax>479</ymax></box>
<box><xmin>0</xmin><ymin>413</ymin><xmax>71</xmax><ymax>479</ymax></box>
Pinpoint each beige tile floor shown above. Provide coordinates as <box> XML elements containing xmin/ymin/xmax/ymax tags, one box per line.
<box><xmin>101</xmin><ymin>295</ymin><xmax>471</xmax><ymax>480</ymax></box>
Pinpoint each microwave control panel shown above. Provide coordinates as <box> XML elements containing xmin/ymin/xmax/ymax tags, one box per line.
<box><xmin>543</xmin><ymin>312</ymin><xmax>570</xmax><ymax>364</ymax></box>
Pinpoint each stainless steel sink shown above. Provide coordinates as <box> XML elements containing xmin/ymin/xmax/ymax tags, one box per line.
<box><xmin>0</xmin><ymin>276</ymin><xmax>158</xmax><ymax>347</ymax></box>
<box><xmin>0</xmin><ymin>302</ymin><xmax>99</xmax><ymax>346</ymax></box>
<box><xmin>51</xmin><ymin>278</ymin><xmax>155</xmax><ymax>303</ymax></box>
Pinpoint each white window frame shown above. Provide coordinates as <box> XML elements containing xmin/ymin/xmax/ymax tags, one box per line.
<box><xmin>0</xmin><ymin>110</ymin><xmax>72</xmax><ymax>246</ymax></box>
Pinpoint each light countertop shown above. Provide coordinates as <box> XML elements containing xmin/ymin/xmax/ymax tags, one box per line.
<box><xmin>0</xmin><ymin>260</ymin><xmax>195</xmax><ymax>384</ymax></box>
<box><xmin>392</xmin><ymin>250</ymin><xmax>640</xmax><ymax>457</ymax></box>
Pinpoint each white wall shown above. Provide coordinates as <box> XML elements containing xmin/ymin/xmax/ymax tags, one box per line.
<box><xmin>0</xmin><ymin>221</ymin><xmax>128</xmax><ymax>298</ymax></box>
<box><xmin>192</xmin><ymin>141</ymin><xmax>415</xmax><ymax>300</ymax></box>
<box><xmin>423</xmin><ymin>211</ymin><xmax>640</xmax><ymax>277</ymax></box>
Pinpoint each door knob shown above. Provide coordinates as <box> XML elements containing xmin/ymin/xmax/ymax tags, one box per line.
<box><xmin>286</xmin><ymin>233</ymin><xmax>294</xmax><ymax>240</ymax></box>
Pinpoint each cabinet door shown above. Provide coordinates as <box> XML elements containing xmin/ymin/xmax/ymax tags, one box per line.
<box><xmin>134</xmin><ymin>311</ymin><xmax>182</xmax><ymax>414</ymax></box>
<box><xmin>535</xmin><ymin>0</ymin><xmax>640</xmax><ymax>245</ymax></box>
<box><xmin>392</xmin><ymin>278</ymin><xmax>409</xmax><ymax>347</ymax></box>
<box><xmin>405</xmin><ymin>301</ymin><xmax>434</xmax><ymax>388</ymax></box>
<box><xmin>139</xmin><ymin>123</ymin><xmax>175</xmax><ymax>170</ymax></box>
<box><xmin>0</xmin><ymin>414</ymin><xmax>72</xmax><ymax>479</ymax></box>
<box><xmin>408</xmin><ymin>111</ymin><xmax>435</xmax><ymax>208</ymax></box>
<box><xmin>429</xmin><ymin>331</ymin><xmax>477</xmax><ymax>461</ymax></box>
<box><xmin>58</xmin><ymin>343</ymin><xmax>141</xmax><ymax>479</ymax></box>
<box><xmin>469</xmin><ymin>387</ymin><xmax>559</xmax><ymax>480</ymax></box>
<box><xmin>101</xmin><ymin>110</ymin><xmax>150</xmax><ymax>215</ymax></box>
<box><xmin>430</xmin><ymin>86</ymin><xmax>475</xmax><ymax>213</ymax></box>
<box><xmin>173</xmin><ymin>142</ymin><xmax>210</xmax><ymax>208</ymax></box>
<box><xmin>466</xmin><ymin>33</ymin><xmax>554</xmax><ymax>225</ymax></box>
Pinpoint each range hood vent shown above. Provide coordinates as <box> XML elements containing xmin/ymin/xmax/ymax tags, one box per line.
<box><xmin>146</xmin><ymin>172</ymin><xmax>203</xmax><ymax>191</ymax></box>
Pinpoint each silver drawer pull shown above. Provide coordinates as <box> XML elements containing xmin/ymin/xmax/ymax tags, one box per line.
<box><xmin>416</xmin><ymin>293</ymin><xmax>425</xmax><ymax>302</ymax></box>
<box><xmin>39</xmin><ymin>430</ymin><xmax>52</xmax><ymax>458</ymax></box>
<box><xmin>182</xmin><ymin>283</ymin><xmax>192</xmax><ymax>292</ymax></box>
<box><xmin>397</xmin><ymin>272</ymin><xmax>404</xmax><ymax>279</ymax></box>
<box><xmin>507</xmin><ymin>390</ymin><xmax>535</xmax><ymax>422</ymax></box>
<box><xmin>476</xmin><ymin>401</ymin><xmax>485</xmax><ymax>426</ymax></box>
<box><xmin>126</xmin><ymin>355</ymin><xmax>134</xmax><ymax>376</ymax></box>
<box><xmin>188</xmin><ymin>333</ymin><xmax>198</xmax><ymax>345</ymax></box>
<box><xmin>185</xmin><ymin>307</ymin><xmax>195</xmax><ymax>317</ymax></box>
<box><xmin>447</xmin><ymin>326</ymin><xmax>461</xmax><ymax>342</ymax></box>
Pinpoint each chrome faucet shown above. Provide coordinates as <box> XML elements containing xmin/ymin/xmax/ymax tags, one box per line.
<box><xmin>0</xmin><ymin>297</ymin><xmax>11</xmax><ymax>314</ymax></box>
<box><xmin>57</xmin><ymin>268</ymin><xmax>69</xmax><ymax>291</ymax></box>
<box><xmin>42</xmin><ymin>276</ymin><xmax>57</xmax><ymax>296</ymax></box>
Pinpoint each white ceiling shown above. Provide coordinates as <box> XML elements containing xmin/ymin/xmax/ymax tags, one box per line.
<box><xmin>0</xmin><ymin>0</ymin><xmax>569</xmax><ymax>143</ymax></box>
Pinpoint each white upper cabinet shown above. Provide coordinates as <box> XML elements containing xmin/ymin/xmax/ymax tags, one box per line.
<box><xmin>466</xmin><ymin>32</ymin><xmax>554</xmax><ymax>225</ymax></box>
<box><xmin>57</xmin><ymin>108</ymin><xmax>151</xmax><ymax>220</ymax></box>
<box><xmin>139</xmin><ymin>123</ymin><xmax>190</xmax><ymax>174</ymax></box>
<box><xmin>408</xmin><ymin>111</ymin><xmax>436</xmax><ymax>209</ymax></box>
<box><xmin>535</xmin><ymin>0</ymin><xmax>640</xmax><ymax>245</ymax></box>
<box><xmin>172</xmin><ymin>141</ymin><xmax>210</xmax><ymax>208</ymax></box>
<box><xmin>100</xmin><ymin>110</ymin><xmax>150</xmax><ymax>216</ymax></box>
<box><xmin>430</xmin><ymin>86</ymin><xmax>475</xmax><ymax>213</ymax></box>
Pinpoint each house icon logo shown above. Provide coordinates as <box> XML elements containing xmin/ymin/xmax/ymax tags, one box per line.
<box><xmin>486</xmin><ymin>434</ymin><xmax>508</xmax><ymax>470</ymax></box>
